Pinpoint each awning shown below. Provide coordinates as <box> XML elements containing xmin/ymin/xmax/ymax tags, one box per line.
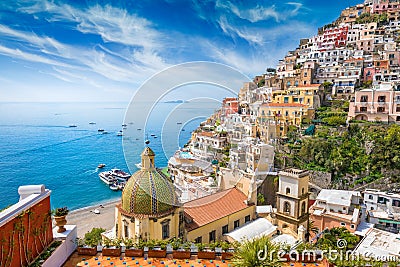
<box><xmin>378</xmin><ymin>219</ymin><xmax>400</xmax><ymax>224</ymax></box>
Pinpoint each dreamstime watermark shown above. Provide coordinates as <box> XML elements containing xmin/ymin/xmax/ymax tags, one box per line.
<box><xmin>257</xmin><ymin>239</ymin><xmax>400</xmax><ymax>263</ymax></box>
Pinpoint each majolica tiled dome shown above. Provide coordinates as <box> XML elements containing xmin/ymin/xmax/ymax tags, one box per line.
<box><xmin>121</xmin><ymin>147</ymin><xmax>178</xmax><ymax>217</ymax></box>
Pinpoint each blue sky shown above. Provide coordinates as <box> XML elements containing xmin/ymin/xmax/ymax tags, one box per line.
<box><xmin>0</xmin><ymin>0</ymin><xmax>361</xmax><ymax>102</ymax></box>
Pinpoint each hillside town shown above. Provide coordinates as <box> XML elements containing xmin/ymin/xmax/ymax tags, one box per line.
<box><xmin>2</xmin><ymin>0</ymin><xmax>400</xmax><ymax>266</ymax></box>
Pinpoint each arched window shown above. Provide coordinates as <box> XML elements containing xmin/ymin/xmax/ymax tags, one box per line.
<box><xmin>284</xmin><ymin>201</ymin><xmax>291</xmax><ymax>213</ymax></box>
<box><xmin>302</xmin><ymin>187</ymin><xmax>305</xmax><ymax>195</ymax></box>
<box><xmin>301</xmin><ymin>202</ymin><xmax>306</xmax><ymax>215</ymax></box>
<box><xmin>286</xmin><ymin>187</ymin><xmax>291</xmax><ymax>194</ymax></box>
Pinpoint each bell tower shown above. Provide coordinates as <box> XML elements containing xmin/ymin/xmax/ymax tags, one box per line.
<box><xmin>275</xmin><ymin>168</ymin><xmax>309</xmax><ymax>235</ymax></box>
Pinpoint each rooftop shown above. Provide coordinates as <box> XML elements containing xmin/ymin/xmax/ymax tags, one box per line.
<box><xmin>316</xmin><ymin>189</ymin><xmax>360</xmax><ymax>207</ymax></box>
<box><xmin>353</xmin><ymin>228</ymin><xmax>400</xmax><ymax>258</ymax></box>
<box><xmin>63</xmin><ymin>254</ymin><xmax>231</xmax><ymax>267</ymax></box>
<box><xmin>184</xmin><ymin>187</ymin><xmax>250</xmax><ymax>231</ymax></box>
<box><xmin>224</xmin><ymin>218</ymin><xmax>277</xmax><ymax>242</ymax></box>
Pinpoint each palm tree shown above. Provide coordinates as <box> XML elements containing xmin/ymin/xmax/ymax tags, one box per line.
<box><xmin>232</xmin><ymin>235</ymin><xmax>283</xmax><ymax>267</ymax></box>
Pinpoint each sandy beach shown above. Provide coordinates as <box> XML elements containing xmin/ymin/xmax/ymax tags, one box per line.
<box><xmin>66</xmin><ymin>199</ymin><xmax>120</xmax><ymax>237</ymax></box>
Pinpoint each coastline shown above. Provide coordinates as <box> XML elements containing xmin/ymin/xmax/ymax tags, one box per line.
<box><xmin>66</xmin><ymin>198</ymin><xmax>120</xmax><ymax>237</ymax></box>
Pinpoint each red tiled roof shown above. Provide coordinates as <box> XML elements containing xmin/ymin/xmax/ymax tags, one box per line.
<box><xmin>197</xmin><ymin>132</ymin><xmax>214</xmax><ymax>137</ymax></box>
<box><xmin>262</xmin><ymin>103</ymin><xmax>307</xmax><ymax>108</ymax></box>
<box><xmin>184</xmin><ymin>188</ymin><xmax>250</xmax><ymax>231</ymax></box>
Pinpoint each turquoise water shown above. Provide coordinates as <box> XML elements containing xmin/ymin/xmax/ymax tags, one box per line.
<box><xmin>0</xmin><ymin>102</ymin><xmax>218</xmax><ymax>210</ymax></box>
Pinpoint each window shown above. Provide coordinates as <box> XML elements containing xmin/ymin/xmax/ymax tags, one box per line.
<box><xmin>222</xmin><ymin>225</ymin><xmax>229</xmax><ymax>234</ymax></box>
<box><xmin>286</xmin><ymin>187</ymin><xmax>291</xmax><ymax>194</ymax></box>
<box><xmin>195</xmin><ymin>236</ymin><xmax>202</xmax><ymax>243</ymax></box>
<box><xmin>245</xmin><ymin>215</ymin><xmax>251</xmax><ymax>223</ymax></box>
<box><xmin>360</xmin><ymin>95</ymin><xmax>368</xmax><ymax>102</ymax></box>
<box><xmin>234</xmin><ymin>220</ymin><xmax>240</xmax><ymax>229</ymax></box>
<box><xmin>351</xmin><ymin>224</ymin><xmax>355</xmax><ymax>229</ymax></box>
<box><xmin>124</xmin><ymin>224</ymin><xmax>129</xmax><ymax>238</ymax></box>
<box><xmin>378</xmin><ymin>95</ymin><xmax>386</xmax><ymax>102</ymax></box>
<box><xmin>360</xmin><ymin>107</ymin><xmax>367</xmax><ymax>112</ymax></box>
<box><xmin>285</xmin><ymin>111</ymin><xmax>289</xmax><ymax>116</ymax></box>
<box><xmin>340</xmin><ymin>222</ymin><xmax>346</xmax><ymax>227</ymax></box>
<box><xmin>377</xmin><ymin>107</ymin><xmax>385</xmax><ymax>112</ymax></box>
<box><xmin>284</xmin><ymin>202</ymin><xmax>291</xmax><ymax>213</ymax></box>
<box><xmin>162</xmin><ymin>221</ymin><xmax>170</xmax><ymax>239</ymax></box>
<box><xmin>396</xmin><ymin>105</ymin><xmax>400</xmax><ymax>112</ymax></box>
<box><xmin>301</xmin><ymin>188</ymin><xmax>305</xmax><ymax>195</ymax></box>
<box><xmin>301</xmin><ymin>202</ymin><xmax>306</xmax><ymax>215</ymax></box>
<box><xmin>368</xmin><ymin>195</ymin><xmax>373</xmax><ymax>200</ymax></box>
<box><xmin>209</xmin><ymin>230</ymin><xmax>216</xmax><ymax>242</ymax></box>
<box><xmin>284</xmin><ymin>97</ymin><xmax>289</xmax><ymax>103</ymax></box>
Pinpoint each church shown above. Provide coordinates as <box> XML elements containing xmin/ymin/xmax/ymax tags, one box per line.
<box><xmin>113</xmin><ymin>144</ymin><xmax>257</xmax><ymax>242</ymax></box>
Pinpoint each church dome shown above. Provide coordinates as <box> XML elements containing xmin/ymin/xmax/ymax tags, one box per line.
<box><xmin>121</xmin><ymin>147</ymin><xmax>179</xmax><ymax>217</ymax></box>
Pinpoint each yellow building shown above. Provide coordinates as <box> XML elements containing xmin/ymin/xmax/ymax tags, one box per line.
<box><xmin>115</xmin><ymin>146</ymin><xmax>183</xmax><ymax>241</ymax></box>
<box><xmin>258</xmin><ymin>102</ymin><xmax>311</xmax><ymax>137</ymax></box>
<box><xmin>273</xmin><ymin>84</ymin><xmax>322</xmax><ymax>110</ymax></box>
<box><xmin>183</xmin><ymin>187</ymin><xmax>256</xmax><ymax>243</ymax></box>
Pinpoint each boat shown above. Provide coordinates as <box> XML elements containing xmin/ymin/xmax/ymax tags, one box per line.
<box><xmin>150</xmin><ymin>134</ymin><xmax>155</xmax><ymax>136</ymax></box>
<box><xmin>109</xmin><ymin>183</ymin><xmax>119</xmax><ymax>191</ymax></box>
<box><xmin>137</xmin><ymin>128</ymin><xmax>142</xmax><ymax>130</ymax></box>
<box><xmin>98</xmin><ymin>129</ymin><xmax>105</xmax><ymax>132</ymax></box>
<box><xmin>153</xmin><ymin>136</ymin><xmax>158</xmax><ymax>138</ymax></box>
<box><xmin>102</xmin><ymin>131</ymin><xmax>109</xmax><ymax>134</ymax></box>
<box><xmin>122</xmin><ymin>123</ymin><xmax>127</xmax><ymax>127</ymax></box>
<box><xmin>181</xmin><ymin>129</ymin><xmax>185</xmax><ymax>131</ymax></box>
<box><xmin>135</xmin><ymin>162</ymin><xmax>142</xmax><ymax>169</ymax></box>
<box><xmin>110</xmin><ymin>168</ymin><xmax>130</xmax><ymax>181</ymax></box>
<box><xmin>118</xmin><ymin>182</ymin><xmax>125</xmax><ymax>190</ymax></box>
<box><xmin>69</xmin><ymin>124</ymin><xmax>77</xmax><ymax>128</ymax></box>
<box><xmin>117</xmin><ymin>132</ymin><xmax>123</xmax><ymax>136</ymax></box>
<box><xmin>89</xmin><ymin>122</ymin><xmax>96</xmax><ymax>125</ymax></box>
<box><xmin>97</xmin><ymin>163</ymin><xmax>106</xmax><ymax>168</ymax></box>
<box><xmin>93</xmin><ymin>209</ymin><xmax>100</xmax><ymax>214</ymax></box>
<box><xmin>99</xmin><ymin>171</ymin><xmax>116</xmax><ymax>185</ymax></box>
<box><xmin>177</xmin><ymin>122</ymin><xmax>182</xmax><ymax>125</ymax></box>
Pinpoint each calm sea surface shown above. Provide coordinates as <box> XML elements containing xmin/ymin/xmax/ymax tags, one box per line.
<box><xmin>0</xmin><ymin>102</ymin><xmax>218</xmax><ymax>210</ymax></box>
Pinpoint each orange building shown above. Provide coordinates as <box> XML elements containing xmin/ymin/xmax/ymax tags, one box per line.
<box><xmin>0</xmin><ymin>185</ymin><xmax>53</xmax><ymax>267</ymax></box>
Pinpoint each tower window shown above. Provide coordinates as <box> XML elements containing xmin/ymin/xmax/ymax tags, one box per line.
<box><xmin>301</xmin><ymin>202</ymin><xmax>306</xmax><ymax>215</ymax></box>
<box><xmin>286</xmin><ymin>187</ymin><xmax>291</xmax><ymax>194</ymax></box>
<box><xmin>284</xmin><ymin>201</ymin><xmax>291</xmax><ymax>213</ymax></box>
<box><xmin>222</xmin><ymin>225</ymin><xmax>228</xmax><ymax>234</ymax></box>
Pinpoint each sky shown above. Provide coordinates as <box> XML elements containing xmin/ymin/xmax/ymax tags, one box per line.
<box><xmin>0</xmin><ymin>0</ymin><xmax>362</xmax><ymax>102</ymax></box>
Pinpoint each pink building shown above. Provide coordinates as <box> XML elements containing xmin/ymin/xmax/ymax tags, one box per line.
<box><xmin>348</xmin><ymin>82</ymin><xmax>400</xmax><ymax>122</ymax></box>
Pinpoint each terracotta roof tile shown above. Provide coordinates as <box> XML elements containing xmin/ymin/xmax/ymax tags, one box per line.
<box><xmin>183</xmin><ymin>188</ymin><xmax>250</xmax><ymax>231</ymax></box>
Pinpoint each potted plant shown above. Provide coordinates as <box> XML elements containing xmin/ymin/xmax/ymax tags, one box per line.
<box><xmin>52</xmin><ymin>207</ymin><xmax>69</xmax><ymax>233</ymax></box>
<box><xmin>124</xmin><ymin>238</ymin><xmax>145</xmax><ymax>257</ymax></box>
<box><xmin>102</xmin><ymin>238</ymin><xmax>122</xmax><ymax>256</ymax></box>
<box><xmin>76</xmin><ymin>237</ymin><xmax>97</xmax><ymax>256</ymax></box>
<box><xmin>147</xmin><ymin>239</ymin><xmax>167</xmax><ymax>258</ymax></box>
<box><xmin>197</xmin><ymin>243</ymin><xmax>216</xmax><ymax>259</ymax></box>
<box><xmin>220</xmin><ymin>241</ymin><xmax>234</xmax><ymax>260</ymax></box>
<box><xmin>171</xmin><ymin>238</ymin><xmax>191</xmax><ymax>259</ymax></box>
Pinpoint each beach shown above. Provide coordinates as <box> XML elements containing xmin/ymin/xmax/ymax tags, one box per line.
<box><xmin>66</xmin><ymin>199</ymin><xmax>119</xmax><ymax>237</ymax></box>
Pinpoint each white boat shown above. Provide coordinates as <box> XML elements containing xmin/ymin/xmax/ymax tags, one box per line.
<box><xmin>117</xmin><ymin>132</ymin><xmax>123</xmax><ymax>136</ymax></box>
<box><xmin>93</xmin><ymin>209</ymin><xmax>100</xmax><ymax>214</ymax></box>
<box><xmin>99</xmin><ymin>171</ymin><xmax>116</xmax><ymax>185</ymax></box>
<box><xmin>69</xmin><ymin>124</ymin><xmax>77</xmax><ymax>127</ymax></box>
<box><xmin>89</xmin><ymin>122</ymin><xmax>96</xmax><ymax>125</ymax></box>
<box><xmin>135</xmin><ymin>162</ymin><xmax>142</xmax><ymax>169</ymax></box>
<box><xmin>109</xmin><ymin>183</ymin><xmax>119</xmax><ymax>191</ymax></box>
<box><xmin>110</xmin><ymin>168</ymin><xmax>130</xmax><ymax>181</ymax></box>
<box><xmin>97</xmin><ymin>163</ymin><xmax>106</xmax><ymax>169</ymax></box>
<box><xmin>122</xmin><ymin>124</ymin><xmax>127</xmax><ymax>127</ymax></box>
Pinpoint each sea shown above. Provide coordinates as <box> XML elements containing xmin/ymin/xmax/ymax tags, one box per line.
<box><xmin>0</xmin><ymin>101</ymin><xmax>219</xmax><ymax>210</ymax></box>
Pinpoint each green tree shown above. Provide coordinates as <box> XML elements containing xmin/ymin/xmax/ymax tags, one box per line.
<box><xmin>232</xmin><ymin>235</ymin><xmax>283</xmax><ymax>267</ymax></box>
